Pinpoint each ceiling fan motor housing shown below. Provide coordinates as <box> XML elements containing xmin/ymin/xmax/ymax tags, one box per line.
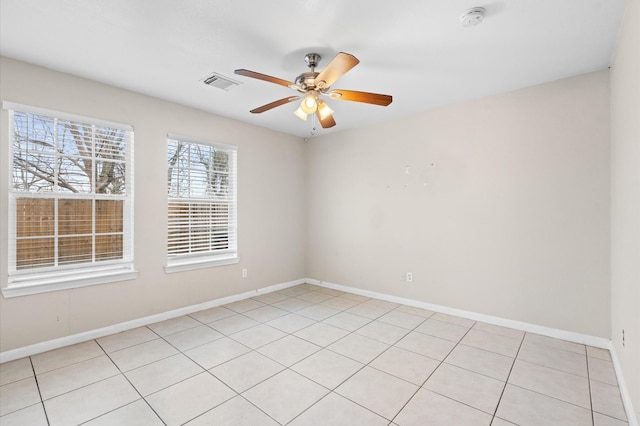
<box><xmin>295</xmin><ymin>71</ymin><xmax>319</xmax><ymax>90</ymax></box>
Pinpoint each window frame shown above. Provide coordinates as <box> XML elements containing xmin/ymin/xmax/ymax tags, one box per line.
<box><xmin>165</xmin><ymin>134</ymin><xmax>238</xmax><ymax>273</ymax></box>
<box><xmin>3</xmin><ymin>102</ymin><xmax>137</xmax><ymax>298</ymax></box>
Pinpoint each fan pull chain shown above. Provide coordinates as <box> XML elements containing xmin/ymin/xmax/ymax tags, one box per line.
<box><xmin>310</xmin><ymin>112</ymin><xmax>317</xmax><ymax>136</ymax></box>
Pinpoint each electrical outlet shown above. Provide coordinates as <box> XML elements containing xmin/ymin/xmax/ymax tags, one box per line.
<box><xmin>406</xmin><ymin>272</ymin><xmax>413</xmax><ymax>283</ymax></box>
<box><xmin>242</xmin><ymin>268</ymin><xmax>248</xmax><ymax>278</ymax></box>
<box><xmin>622</xmin><ymin>329</ymin><xmax>625</xmax><ymax>347</ymax></box>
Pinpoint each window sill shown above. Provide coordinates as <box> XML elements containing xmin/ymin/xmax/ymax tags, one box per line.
<box><xmin>165</xmin><ymin>254</ymin><xmax>239</xmax><ymax>274</ymax></box>
<box><xmin>3</xmin><ymin>265</ymin><xmax>138</xmax><ymax>298</ymax></box>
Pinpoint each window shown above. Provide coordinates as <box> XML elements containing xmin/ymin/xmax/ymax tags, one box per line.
<box><xmin>4</xmin><ymin>103</ymin><xmax>136</xmax><ymax>297</ymax></box>
<box><xmin>166</xmin><ymin>135</ymin><xmax>238</xmax><ymax>272</ymax></box>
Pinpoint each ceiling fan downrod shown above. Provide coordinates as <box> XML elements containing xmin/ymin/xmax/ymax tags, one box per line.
<box><xmin>296</xmin><ymin>53</ymin><xmax>322</xmax><ymax>91</ymax></box>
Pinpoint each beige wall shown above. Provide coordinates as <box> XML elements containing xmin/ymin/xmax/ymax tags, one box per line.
<box><xmin>306</xmin><ymin>70</ymin><xmax>611</xmax><ymax>338</ymax></box>
<box><xmin>0</xmin><ymin>55</ymin><xmax>619</xmax><ymax>354</ymax></box>
<box><xmin>0</xmin><ymin>57</ymin><xmax>307</xmax><ymax>351</ymax></box>
<box><xmin>611</xmin><ymin>0</ymin><xmax>640</xmax><ymax>420</ymax></box>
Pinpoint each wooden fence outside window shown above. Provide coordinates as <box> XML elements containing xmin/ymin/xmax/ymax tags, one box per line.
<box><xmin>15</xmin><ymin>198</ymin><xmax>123</xmax><ymax>269</ymax></box>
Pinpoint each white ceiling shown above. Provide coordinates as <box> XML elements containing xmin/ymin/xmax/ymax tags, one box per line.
<box><xmin>0</xmin><ymin>0</ymin><xmax>627</xmax><ymax>138</ymax></box>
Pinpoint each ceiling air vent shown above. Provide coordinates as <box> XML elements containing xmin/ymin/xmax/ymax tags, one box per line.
<box><xmin>201</xmin><ymin>72</ymin><xmax>241</xmax><ymax>91</ymax></box>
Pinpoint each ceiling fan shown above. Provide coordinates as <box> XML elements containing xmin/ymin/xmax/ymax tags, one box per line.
<box><xmin>234</xmin><ymin>52</ymin><xmax>392</xmax><ymax>129</ymax></box>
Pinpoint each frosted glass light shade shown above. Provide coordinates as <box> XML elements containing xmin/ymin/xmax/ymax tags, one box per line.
<box><xmin>317</xmin><ymin>101</ymin><xmax>334</xmax><ymax>120</ymax></box>
<box><xmin>294</xmin><ymin>106</ymin><xmax>308</xmax><ymax>120</ymax></box>
<box><xmin>300</xmin><ymin>94</ymin><xmax>317</xmax><ymax>114</ymax></box>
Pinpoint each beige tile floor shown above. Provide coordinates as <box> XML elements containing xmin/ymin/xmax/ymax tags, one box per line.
<box><xmin>0</xmin><ymin>284</ymin><xmax>629</xmax><ymax>425</ymax></box>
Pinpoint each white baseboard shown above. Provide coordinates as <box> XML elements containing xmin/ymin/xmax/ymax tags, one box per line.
<box><xmin>609</xmin><ymin>345</ymin><xmax>639</xmax><ymax>426</ymax></box>
<box><xmin>0</xmin><ymin>278</ymin><xmax>304</xmax><ymax>363</ymax></box>
<box><xmin>306</xmin><ymin>278</ymin><xmax>610</xmax><ymax>348</ymax></box>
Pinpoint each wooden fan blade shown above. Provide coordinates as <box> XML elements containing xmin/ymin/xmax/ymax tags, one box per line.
<box><xmin>315</xmin><ymin>110</ymin><xmax>336</xmax><ymax>128</ymax></box>
<box><xmin>327</xmin><ymin>89</ymin><xmax>392</xmax><ymax>106</ymax></box>
<box><xmin>235</xmin><ymin>69</ymin><xmax>296</xmax><ymax>88</ymax></box>
<box><xmin>314</xmin><ymin>52</ymin><xmax>359</xmax><ymax>89</ymax></box>
<box><xmin>250</xmin><ymin>96</ymin><xmax>300</xmax><ymax>114</ymax></box>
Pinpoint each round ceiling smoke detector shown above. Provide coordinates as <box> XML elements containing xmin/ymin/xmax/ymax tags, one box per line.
<box><xmin>460</xmin><ymin>7</ymin><xmax>485</xmax><ymax>27</ymax></box>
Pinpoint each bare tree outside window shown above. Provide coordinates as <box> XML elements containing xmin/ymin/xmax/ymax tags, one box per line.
<box><xmin>11</xmin><ymin>111</ymin><xmax>130</xmax><ymax>270</ymax></box>
<box><xmin>12</xmin><ymin>113</ymin><xmax>126</xmax><ymax>194</ymax></box>
<box><xmin>167</xmin><ymin>138</ymin><xmax>236</xmax><ymax>258</ymax></box>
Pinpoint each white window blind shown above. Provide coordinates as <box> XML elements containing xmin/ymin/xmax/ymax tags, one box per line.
<box><xmin>4</xmin><ymin>103</ymin><xmax>136</xmax><ymax>297</ymax></box>
<box><xmin>166</xmin><ymin>136</ymin><xmax>238</xmax><ymax>272</ymax></box>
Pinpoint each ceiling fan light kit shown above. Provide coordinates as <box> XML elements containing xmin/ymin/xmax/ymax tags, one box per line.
<box><xmin>234</xmin><ymin>52</ymin><xmax>392</xmax><ymax>130</ymax></box>
<box><xmin>293</xmin><ymin>106</ymin><xmax>308</xmax><ymax>121</ymax></box>
<box><xmin>317</xmin><ymin>101</ymin><xmax>334</xmax><ymax>120</ymax></box>
<box><xmin>300</xmin><ymin>93</ymin><xmax>318</xmax><ymax>114</ymax></box>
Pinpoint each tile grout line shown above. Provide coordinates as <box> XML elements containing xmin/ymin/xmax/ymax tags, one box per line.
<box><xmin>585</xmin><ymin>354</ymin><xmax>629</xmax><ymax>423</ymax></box>
<box><xmin>440</xmin><ymin>343</ymin><xmax>517</xmax><ymax>383</ymax></box>
<box><xmin>508</xmin><ymin>335</ymin><xmax>618</xmax><ymax>421</ymax></box>
<box><xmin>281</xmin><ymin>304</ymin><xmax>428</xmax><ymax>424</ymax></box>
<box><xmin>26</xmin><ymin>345</ymin><xmax>131</xmax><ymax>422</ymax></box>
<box><xmin>191</xmin><ymin>393</ymin><xmax>282</xmax><ymax>426</ymax></box>
<box><xmin>506</xmin><ymin>382</ymin><xmax>604</xmax><ymax>414</ymax></box>
<box><xmin>94</xmin><ymin>337</ymin><xmax>168</xmax><ymax>425</ymax></box>
<box><xmin>515</xmin><ymin>346</ymin><xmax>598</xmax><ymax>381</ymax></box>
<box><xmin>388</xmin><ymin>316</ymin><xmax>477</xmax><ymax>424</ymax></box>
<box><xmin>29</xmin><ymin>355</ymin><xmax>51</xmax><ymax>426</ymax></box>
<box><xmin>327</xmin><ymin>310</ymin><xmax>427</xmax><ymax>415</ymax></box>
<box><xmin>488</xmin><ymin>328</ymin><xmax>526</xmax><ymax>423</ymax></box>
<box><xmin>169</xmin><ymin>294</ymin><xmax>333</xmax><ymax>423</ymax></box>
<box><xmin>27</xmin><ymin>340</ymin><xmax>157</xmax><ymax>424</ymax></box>
<box><xmin>218</xmin><ymin>291</ymin><xmax>415</xmax><ymax>424</ymax></box>
<box><xmin>141</xmin><ymin>340</ymin><xmax>251</xmax><ymax>425</ymax></box>
<box><xmin>236</xmin><ymin>289</ymin><xmax>354</xmax><ymax>425</ymax></box>
<box><xmin>586</xmin><ymin>347</ymin><xmax>596</xmax><ymax>426</ymax></box>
